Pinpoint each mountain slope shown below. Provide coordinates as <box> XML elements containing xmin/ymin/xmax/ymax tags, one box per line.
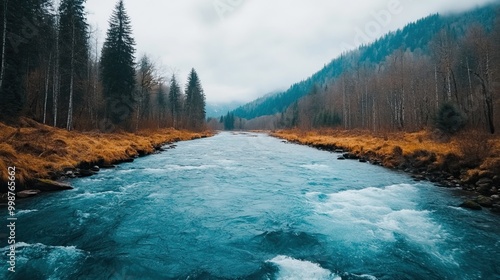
<box><xmin>232</xmin><ymin>4</ymin><xmax>498</xmax><ymax>120</ymax></box>
<box><xmin>205</xmin><ymin>101</ymin><xmax>244</xmax><ymax>118</ymax></box>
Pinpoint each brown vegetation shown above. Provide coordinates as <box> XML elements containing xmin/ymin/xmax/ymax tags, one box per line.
<box><xmin>0</xmin><ymin>118</ymin><xmax>212</xmax><ymax>189</ymax></box>
<box><xmin>272</xmin><ymin>129</ymin><xmax>500</xmax><ymax>195</ymax></box>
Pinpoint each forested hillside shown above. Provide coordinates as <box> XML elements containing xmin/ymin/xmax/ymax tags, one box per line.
<box><xmin>232</xmin><ymin>4</ymin><xmax>500</xmax><ymax>134</ymax></box>
<box><xmin>0</xmin><ymin>0</ymin><xmax>206</xmax><ymax>132</ymax></box>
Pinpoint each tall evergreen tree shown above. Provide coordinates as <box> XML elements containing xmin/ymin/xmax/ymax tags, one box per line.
<box><xmin>136</xmin><ymin>54</ymin><xmax>155</xmax><ymax>124</ymax></box>
<box><xmin>100</xmin><ymin>0</ymin><xmax>136</xmax><ymax>127</ymax></box>
<box><xmin>168</xmin><ymin>74</ymin><xmax>181</xmax><ymax>128</ymax></box>
<box><xmin>184</xmin><ymin>68</ymin><xmax>205</xmax><ymax>131</ymax></box>
<box><xmin>0</xmin><ymin>0</ymin><xmax>52</xmax><ymax>123</ymax></box>
<box><xmin>59</xmin><ymin>0</ymin><xmax>88</xmax><ymax>130</ymax></box>
<box><xmin>223</xmin><ymin>112</ymin><xmax>235</xmax><ymax>130</ymax></box>
<box><xmin>157</xmin><ymin>81</ymin><xmax>166</xmax><ymax>127</ymax></box>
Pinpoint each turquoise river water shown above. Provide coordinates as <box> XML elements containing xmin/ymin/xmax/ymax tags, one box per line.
<box><xmin>1</xmin><ymin>132</ymin><xmax>500</xmax><ymax>279</ymax></box>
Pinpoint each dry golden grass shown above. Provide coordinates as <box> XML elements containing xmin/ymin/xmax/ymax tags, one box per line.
<box><xmin>274</xmin><ymin>129</ymin><xmax>456</xmax><ymax>156</ymax></box>
<box><xmin>272</xmin><ymin>129</ymin><xmax>500</xmax><ymax>176</ymax></box>
<box><xmin>0</xmin><ymin>119</ymin><xmax>212</xmax><ymax>185</ymax></box>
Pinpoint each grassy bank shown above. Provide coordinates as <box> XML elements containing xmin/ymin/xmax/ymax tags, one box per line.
<box><xmin>272</xmin><ymin>129</ymin><xmax>500</xmax><ymax>211</ymax></box>
<box><xmin>0</xmin><ymin>118</ymin><xmax>212</xmax><ymax>191</ymax></box>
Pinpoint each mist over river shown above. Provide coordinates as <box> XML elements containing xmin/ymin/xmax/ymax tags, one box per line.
<box><xmin>2</xmin><ymin>132</ymin><xmax>500</xmax><ymax>279</ymax></box>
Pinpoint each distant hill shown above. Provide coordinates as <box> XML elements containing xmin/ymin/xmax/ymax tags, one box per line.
<box><xmin>232</xmin><ymin>3</ymin><xmax>499</xmax><ymax>120</ymax></box>
<box><xmin>230</xmin><ymin>90</ymin><xmax>282</xmax><ymax>119</ymax></box>
<box><xmin>205</xmin><ymin>101</ymin><xmax>244</xmax><ymax>118</ymax></box>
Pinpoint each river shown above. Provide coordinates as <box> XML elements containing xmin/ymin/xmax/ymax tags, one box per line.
<box><xmin>2</xmin><ymin>132</ymin><xmax>500</xmax><ymax>279</ymax></box>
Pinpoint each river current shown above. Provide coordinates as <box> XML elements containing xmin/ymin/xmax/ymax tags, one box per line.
<box><xmin>2</xmin><ymin>132</ymin><xmax>500</xmax><ymax>279</ymax></box>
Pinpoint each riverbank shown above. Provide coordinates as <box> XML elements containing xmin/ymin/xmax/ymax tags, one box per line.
<box><xmin>271</xmin><ymin>129</ymin><xmax>500</xmax><ymax>212</ymax></box>
<box><xmin>0</xmin><ymin>118</ymin><xmax>212</xmax><ymax>196</ymax></box>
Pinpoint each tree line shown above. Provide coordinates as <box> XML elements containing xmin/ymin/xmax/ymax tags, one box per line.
<box><xmin>0</xmin><ymin>0</ymin><xmax>206</xmax><ymax>132</ymax></box>
<box><xmin>232</xmin><ymin>6</ymin><xmax>500</xmax><ymax>134</ymax></box>
<box><xmin>279</xmin><ymin>17</ymin><xmax>500</xmax><ymax>134</ymax></box>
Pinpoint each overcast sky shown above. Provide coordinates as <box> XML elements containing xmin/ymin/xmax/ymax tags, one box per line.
<box><xmin>85</xmin><ymin>0</ymin><xmax>498</xmax><ymax>104</ymax></box>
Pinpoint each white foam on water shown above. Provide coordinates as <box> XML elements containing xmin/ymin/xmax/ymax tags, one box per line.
<box><xmin>1</xmin><ymin>242</ymin><xmax>85</xmax><ymax>258</ymax></box>
<box><xmin>223</xmin><ymin>166</ymin><xmax>239</xmax><ymax>171</ymax></box>
<box><xmin>340</xmin><ymin>273</ymin><xmax>379</xmax><ymax>280</ymax></box>
<box><xmin>375</xmin><ymin>208</ymin><xmax>443</xmax><ymax>245</ymax></box>
<box><xmin>75</xmin><ymin>210</ymin><xmax>91</xmax><ymax>225</ymax></box>
<box><xmin>79</xmin><ymin>177</ymin><xmax>104</xmax><ymax>183</ymax></box>
<box><xmin>268</xmin><ymin>255</ymin><xmax>341</xmax><ymax>280</ymax></box>
<box><xmin>306</xmin><ymin>184</ymin><xmax>458</xmax><ymax>266</ymax></box>
<box><xmin>1</xmin><ymin>242</ymin><xmax>87</xmax><ymax>280</ymax></box>
<box><xmin>119</xmin><ymin>182</ymin><xmax>143</xmax><ymax>191</ymax></box>
<box><xmin>163</xmin><ymin>164</ymin><xmax>217</xmax><ymax>171</ymax></box>
<box><xmin>307</xmin><ymin>184</ymin><xmax>444</xmax><ymax>242</ymax></box>
<box><xmin>17</xmin><ymin>243</ymin><xmax>85</xmax><ymax>280</ymax></box>
<box><xmin>361</xmin><ymin>275</ymin><xmax>377</xmax><ymax>280</ymax></box>
<box><xmin>17</xmin><ymin>209</ymin><xmax>38</xmax><ymax>215</ymax></box>
<box><xmin>350</xmin><ymin>274</ymin><xmax>378</xmax><ymax>280</ymax></box>
<box><xmin>115</xmin><ymin>169</ymin><xmax>135</xmax><ymax>174</ymax></box>
<box><xmin>216</xmin><ymin>159</ymin><xmax>236</xmax><ymax>165</ymax></box>
<box><xmin>447</xmin><ymin>206</ymin><xmax>467</xmax><ymax>212</ymax></box>
<box><xmin>73</xmin><ymin>190</ymin><xmax>120</xmax><ymax>199</ymax></box>
<box><xmin>306</xmin><ymin>184</ymin><xmax>434</xmax><ymax>242</ymax></box>
<box><xmin>141</xmin><ymin>168</ymin><xmax>169</xmax><ymax>174</ymax></box>
<box><xmin>301</xmin><ymin>164</ymin><xmax>331</xmax><ymax>171</ymax></box>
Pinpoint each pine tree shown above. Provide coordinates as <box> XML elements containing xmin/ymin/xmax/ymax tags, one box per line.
<box><xmin>136</xmin><ymin>54</ymin><xmax>155</xmax><ymax>126</ymax></box>
<box><xmin>0</xmin><ymin>0</ymin><xmax>25</xmax><ymax>123</ymax></box>
<box><xmin>435</xmin><ymin>102</ymin><xmax>467</xmax><ymax>134</ymax></box>
<box><xmin>0</xmin><ymin>0</ymin><xmax>53</xmax><ymax>123</ymax></box>
<box><xmin>157</xmin><ymin>81</ymin><xmax>167</xmax><ymax>128</ymax></box>
<box><xmin>168</xmin><ymin>74</ymin><xmax>181</xmax><ymax>128</ymax></box>
<box><xmin>100</xmin><ymin>0</ymin><xmax>136</xmax><ymax>127</ymax></box>
<box><xmin>223</xmin><ymin>112</ymin><xmax>235</xmax><ymax>130</ymax></box>
<box><xmin>184</xmin><ymin>68</ymin><xmax>205</xmax><ymax>131</ymax></box>
<box><xmin>59</xmin><ymin>0</ymin><xmax>88</xmax><ymax>130</ymax></box>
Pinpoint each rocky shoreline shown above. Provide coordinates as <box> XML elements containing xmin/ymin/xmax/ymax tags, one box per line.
<box><xmin>3</xmin><ymin>142</ymin><xmax>178</xmax><ymax>202</ymax></box>
<box><xmin>0</xmin><ymin>141</ymin><xmax>190</xmax><ymax>202</ymax></box>
<box><xmin>276</xmin><ymin>135</ymin><xmax>500</xmax><ymax>214</ymax></box>
<box><xmin>0</xmin><ymin>119</ymin><xmax>212</xmax><ymax>202</ymax></box>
